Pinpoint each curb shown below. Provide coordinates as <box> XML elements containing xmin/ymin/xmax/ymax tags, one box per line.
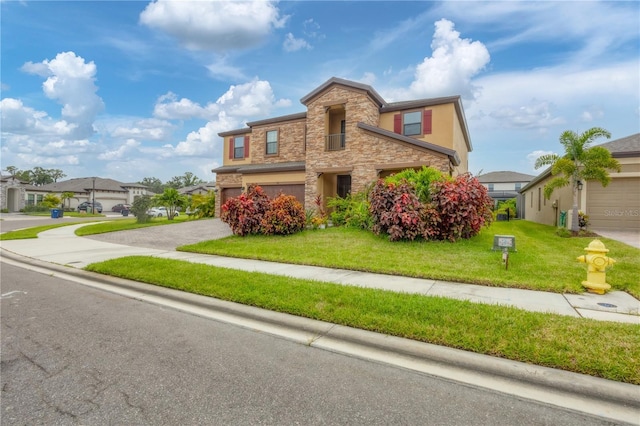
<box><xmin>2</xmin><ymin>248</ymin><xmax>639</xmax><ymax>415</ymax></box>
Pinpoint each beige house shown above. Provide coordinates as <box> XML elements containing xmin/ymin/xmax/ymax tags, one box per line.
<box><xmin>520</xmin><ymin>133</ymin><xmax>640</xmax><ymax>231</ymax></box>
<box><xmin>212</xmin><ymin>77</ymin><xmax>472</xmax><ymax>214</ymax></box>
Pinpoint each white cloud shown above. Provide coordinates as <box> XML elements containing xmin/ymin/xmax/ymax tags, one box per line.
<box><xmin>215</xmin><ymin>79</ymin><xmax>290</xmax><ymax>118</ymax></box>
<box><xmin>408</xmin><ymin>19</ymin><xmax>490</xmax><ymax>100</ymax></box>
<box><xmin>98</xmin><ymin>139</ymin><xmax>140</xmax><ymax>161</ymax></box>
<box><xmin>283</xmin><ymin>33</ymin><xmax>311</xmax><ymax>52</ymax></box>
<box><xmin>206</xmin><ymin>56</ymin><xmax>248</xmax><ymax>81</ymax></box>
<box><xmin>109</xmin><ymin>118</ymin><xmax>174</xmax><ymax>141</ymax></box>
<box><xmin>20</xmin><ymin>51</ymin><xmax>104</xmax><ymax>140</ymax></box>
<box><xmin>153</xmin><ymin>92</ymin><xmax>219</xmax><ymax>120</ymax></box>
<box><xmin>139</xmin><ymin>0</ymin><xmax>287</xmax><ymax>51</ymax></box>
<box><xmin>489</xmin><ymin>100</ymin><xmax>564</xmax><ymax>130</ymax></box>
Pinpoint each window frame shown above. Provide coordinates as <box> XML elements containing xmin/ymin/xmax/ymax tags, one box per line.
<box><xmin>233</xmin><ymin>136</ymin><xmax>245</xmax><ymax>159</ymax></box>
<box><xmin>266</xmin><ymin>129</ymin><xmax>278</xmax><ymax>156</ymax></box>
<box><xmin>403</xmin><ymin>111</ymin><xmax>422</xmax><ymax>136</ymax></box>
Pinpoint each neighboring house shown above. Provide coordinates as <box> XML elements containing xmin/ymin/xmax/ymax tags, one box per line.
<box><xmin>520</xmin><ymin>133</ymin><xmax>640</xmax><ymax>231</ymax></box>
<box><xmin>477</xmin><ymin>171</ymin><xmax>535</xmax><ymax>216</ymax></box>
<box><xmin>33</xmin><ymin>178</ymin><xmax>153</xmax><ymax>212</ymax></box>
<box><xmin>178</xmin><ymin>182</ymin><xmax>217</xmax><ymax>196</ymax></box>
<box><xmin>0</xmin><ymin>175</ymin><xmax>29</xmax><ymax>212</ymax></box>
<box><xmin>212</xmin><ymin>77</ymin><xmax>472</xmax><ymax>215</ymax></box>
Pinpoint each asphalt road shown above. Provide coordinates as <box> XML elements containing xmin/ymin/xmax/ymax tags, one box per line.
<box><xmin>1</xmin><ymin>263</ymin><xmax>615</xmax><ymax>426</ymax></box>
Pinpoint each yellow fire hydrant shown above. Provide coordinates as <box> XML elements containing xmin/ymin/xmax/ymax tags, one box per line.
<box><xmin>576</xmin><ymin>239</ymin><xmax>616</xmax><ymax>294</ymax></box>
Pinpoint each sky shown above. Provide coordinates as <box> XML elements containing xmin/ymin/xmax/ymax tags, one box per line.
<box><xmin>1</xmin><ymin>1</ymin><xmax>639</xmax><ymax>184</ymax></box>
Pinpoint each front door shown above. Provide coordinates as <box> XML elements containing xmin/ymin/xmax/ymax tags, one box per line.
<box><xmin>337</xmin><ymin>175</ymin><xmax>351</xmax><ymax>198</ymax></box>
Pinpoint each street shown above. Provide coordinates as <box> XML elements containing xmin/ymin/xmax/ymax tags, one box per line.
<box><xmin>1</xmin><ymin>262</ymin><xmax>618</xmax><ymax>425</ymax></box>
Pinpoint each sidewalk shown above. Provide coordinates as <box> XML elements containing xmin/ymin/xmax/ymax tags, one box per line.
<box><xmin>1</xmin><ymin>222</ymin><xmax>638</xmax><ymax>324</ymax></box>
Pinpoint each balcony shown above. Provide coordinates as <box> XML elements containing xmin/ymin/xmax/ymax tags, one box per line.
<box><xmin>325</xmin><ymin>133</ymin><xmax>346</xmax><ymax>151</ymax></box>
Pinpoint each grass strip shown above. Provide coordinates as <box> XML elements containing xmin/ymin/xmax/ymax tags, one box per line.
<box><xmin>0</xmin><ymin>222</ymin><xmax>87</xmax><ymax>240</ymax></box>
<box><xmin>179</xmin><ymin>221</ymin><xmax>640</xmax><ymax>297</ymax></box>
<box><xmin>86</xmin><ymin>256</ymin><xmax>640</xmax><ymax>384</ymax></box>
<box><xmin>74</xmin><ymin>215</ymin><xmax>197</xmax><ymax>236</ymax></box>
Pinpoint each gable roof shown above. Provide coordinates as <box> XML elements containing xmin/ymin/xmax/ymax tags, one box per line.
<box><xmin>357</xmin><ymin>122</ymin><xmax>460</xmax><ymax>166</ymax></box>
<box><xmin>38</xmin><ymin>177</ymin><xmax>136</xmax><ymax>193</ymax></box>
<box><xmin>477</xmin><ymin>171</ymin><xmax>536</xmax><ymax>183</ymax></box>
<box><xmin>597</xmin><ymin>133</ymin><xmax>640</xmax><ymax>158</ymax></box>
<box><xmin>300</xmin><ymin>77</ymin><xmax>386</xmax><ymax>107</ymax></box>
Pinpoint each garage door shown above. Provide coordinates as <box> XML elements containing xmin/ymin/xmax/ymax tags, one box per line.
<box><xmin>221</xmin><ymin>187</ymin><xmax>242</xmax><ymax>206</ymax></box>
<box><xmin>587</xmin><ymin>178</ymin><xmax>640</xmax><ymax>230</ymax></box>
<box><xmin>259</xmin><ymin>184</ymin><xmax>305</xmax><ymax>203</ymax></box>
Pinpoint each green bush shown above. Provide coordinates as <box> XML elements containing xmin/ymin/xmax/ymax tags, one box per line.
<box><xmin>328</xmin><ymin>190</ymin><xmax>372</xmax><ymax>230</ymax></box>
<box><xmin>23</xmin><ymin>204</ymin><xmax>50</xmax><ymax>213</ymax></box>
<box><xmin>131</xmin><ymin>195</ymin><xmax>153</xmax><ymax>223</ymax></box>
<box><xmin>384</xmin><ymin>166</ymin><xmax>447</xmax><ymax>203</ymax></box>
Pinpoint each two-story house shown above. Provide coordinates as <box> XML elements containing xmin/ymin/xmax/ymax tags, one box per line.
<box><xmin>212</xmin><ymin>77</ymin><xmax>472</xmax><ymax>215</ymax></box>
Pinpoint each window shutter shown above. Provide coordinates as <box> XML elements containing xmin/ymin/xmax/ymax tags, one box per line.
<box><xmin>394</xmin><ymin>114</ymin><xmax>401</xmax><ymax>134</ymax></box>
<box><xmin>244</xmin><ymin>135</ymin><xmax>250</xmax><ymax>158</ymax></box>
<box><xmin>228</xmin><ymin>138</ymin><xmax>233</xmax><ymax>159</ymax></box>
<box><xmin>423</xmin><ymin>110</ymin><xmax>432</xmax><ymax>135</ymax></box>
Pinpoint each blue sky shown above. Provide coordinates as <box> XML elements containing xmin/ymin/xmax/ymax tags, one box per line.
<box><xmin>1</xmin><ymin>1</ymin><xmax>639</xmax><ymax>184</ymax></box>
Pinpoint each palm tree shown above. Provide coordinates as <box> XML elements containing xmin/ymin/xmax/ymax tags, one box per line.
<box><xmin>535</xmin><ymin>127</ymin><xmax>620</xmax><ymax>232</ymax></box>
<box><xmin>153</xmin><ymin>188</ymin><xmax>187</xmax><ymax>220</ymax></box>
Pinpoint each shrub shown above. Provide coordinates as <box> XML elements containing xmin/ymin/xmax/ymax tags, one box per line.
<box><xmin>328</xmin><ymin>190</ymin><xmax>372</xmax><ymax>230</ymax></box>
<box><xmin>189</xmin><ymin>191</ymin><xmax>216</xmax><ymax>218</ymax></box>
<box><xmin>578</xmin><ymin>211</ymin><xmax>589</xmax><ymax>230</ymax></box>
<box><xmin>429</xmin><ymin>173</ymin><xmax>494</xmax><ymax>241</ymax></box>
<box><xmin>261</xmin><ymin>194</ymin><xmax>306</xmax><ymax>235</ymax></box>
<box><xmin>385</xmin><ymin>166</ymin><xmax>447</xmax><ymax>203</ymax></box>
<box><xmin>131</xmin><ymin>195</ymin><xmax>153</xmax><ymax>223</ymax></box>
<box><xmin>220</xmin><ymin>185</ymin><xmax>270</xmax><ymax>236</ymax></box>
<box><xmin>496</xmin><ymin>198</ymin><xmax>517</xmax><ymax>219</ymax></box>
<box><xmin>42</xmin><ymin>194</ymin><xmax>61</xmax><ymax>209</ymax></box>
<box><xmin>369</xmin><ymin>179</ymin><xmax>425</xmax><ymax>241</ymax></box>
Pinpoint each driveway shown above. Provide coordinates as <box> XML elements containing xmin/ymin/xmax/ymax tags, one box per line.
<box><xmin>84</xmin><ymin>218</ymin><xmax>233</xmax><ymax>250</ymax></box>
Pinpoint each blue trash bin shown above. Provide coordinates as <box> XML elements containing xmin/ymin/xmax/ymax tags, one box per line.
<box><xmin>122</xmin><ymin>210</ymin><xmax>129</xmax><ymax>217</ymax></box>
<box><xmin>51</xmin><ymin>209</ymin><xmax>60</xmax><ymax>219</ymax></box>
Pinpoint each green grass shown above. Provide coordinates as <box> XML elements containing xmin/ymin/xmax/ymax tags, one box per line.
<box><xmin>0</xmin><ymin>222</ymin><xmax>89</xmax><ymax>240</ymax></box>
<box><xmin>179</xmin><ymin>221</ymin><xmax>640</xmax><ymax>298</ymax></box>
<box><xmin>74</xmin><ymin>215</ymin><xmax>197</xmax><ymax>236</ymax></box>
<box><xmin>85</xmin><ymin>256</ymin><xmax>640</xmax><ymax>384</ymax></box>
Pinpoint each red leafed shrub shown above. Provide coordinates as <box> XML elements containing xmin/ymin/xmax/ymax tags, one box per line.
<box><xmin>261</xmin><ymin>193</ymin><xmax>306</xmax><ymax>235</ymax></box>
<box><xmin>369</xmin><ymin>179</ymin><xmax>426</xmax><ymax>241</ymax></box>
<box><xmin>428</xmin><ymin>173</ymin><xmax>494</xmax><ymax>241</ymax></box>
<box><xmin>220</xmin><ymin>185</ymin><xmax>270</xmax><ymax>236</ymax></box>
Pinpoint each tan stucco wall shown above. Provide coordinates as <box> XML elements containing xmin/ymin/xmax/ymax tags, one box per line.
<box><xmin>242</xmin><ymin>171</ymin><xmax>306</xmax><ymax>187</ymax></box>
<box><xmin>522</xmin><ymin>176</ymin><xmax>579</xmax><ymax>228</ymax></box>
<box><xmin>222</xmin><ymin>133</ymin><xmax>252</xmax><ymax>165</ymax></box>
<box><xmin>379</xmin><ymin>103</ymin><xmax>455</xmax><ymax>149</ymax></box>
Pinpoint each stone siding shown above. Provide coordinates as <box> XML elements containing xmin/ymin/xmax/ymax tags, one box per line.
<box><xmin>250</xmin><ymin>119</ymin><xmax>306</xmax><ymax>164</ymax></box>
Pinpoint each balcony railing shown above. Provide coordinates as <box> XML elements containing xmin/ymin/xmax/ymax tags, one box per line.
<box><xmin>325</xmin><ymin>133</ymin><xmax>346</xmax><ymax>151</ymax></box>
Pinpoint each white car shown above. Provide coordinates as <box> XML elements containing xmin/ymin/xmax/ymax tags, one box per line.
<box><xmin>146</xmin><ymin>206</ymin><xmax>179</xmax><ymax>217</ymax></box>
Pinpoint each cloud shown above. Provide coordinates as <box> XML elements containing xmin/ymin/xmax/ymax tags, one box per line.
<box><xmin>205</xmin><ymin>56</ymin><xmax>247</xmax><ymax>81</ymax></box>
<box><xmin>283</xmin><ymin>33</ymin><xmax>311</xmax><ymax>52</ymax></box>
<box><xmin>489</xmin><ymin>100</ymin><xmax>564</xmax><ymax>130</ymax></box>
<box><xmin>409</xmin><ymin>19</ymin><xmax>490</xmax><ymax>100</ymax></box>
<box><xmin>153</xmin><ymin>92</ymin><xmax>219</xmax><ymax>120</ymax></box>
<box><xmin>20</xmin><ymin>51</ymin><xmax>104</xmax><ymax>140</ymax></box>
<box><xmin>98</xmin><ymin>139</ymin><xmax>141</xmax><ymax>161</ymax></box>
<box><xmin>139</xmin><ymin>0</ymin><xmax>287</xmax><ymax>52</ymax></box>
<box><xmin>215</xmin><ymin>79</ymin><xmax>291</xmax><ymax>118</ymax></box>
<box><xmin>110</xmin><ymin>118</ymin><xmax>174</xmax><ymax>141</ymax></box>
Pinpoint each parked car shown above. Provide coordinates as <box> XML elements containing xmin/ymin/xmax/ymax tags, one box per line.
<box><xmin>146</xmin><ymin>206</ymin><xmax>179</xmax><ymax>217</ymax></box>
<box><xmin>77</xmin><ymin>201</ymin><xmax>103</xmax><ymax>213</ymax></box>
<box><xmin>111</xmin><ymin>203</ymin><xmax>131</xmax><ymax>213</ymax></box>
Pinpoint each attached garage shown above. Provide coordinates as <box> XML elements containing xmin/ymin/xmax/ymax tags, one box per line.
<box><xmin>257</xmin><ymin>184</ymin><xmax>305</xmax><ymax>203</ymax></box>
<box><xmin>220</xmin><ymin>187</ymin><xmax>242</xmax><ymax>206</ymax></box>
<box><xmin>587</xmin><ymin>177</ymin><xmax>640</xmax><ymax>231</ymax></box>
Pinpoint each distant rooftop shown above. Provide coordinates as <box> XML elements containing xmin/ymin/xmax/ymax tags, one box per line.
<box><xmin>477</xmin><ymin>171</ymin><xmax>536</xmax><ymax>183</ymax></box>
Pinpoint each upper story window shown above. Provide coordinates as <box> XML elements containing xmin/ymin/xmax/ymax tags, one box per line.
<box><xmin>394</xmin><ymin>109</ymin><xmax>432</xmax><ymax>136</ymax></box>
<box><xmin>233</xmin><ymin>136</ymin><xmax>245</xmax><ymax>159</ymax></box>
<box><xmin>266</xmin><ymin>130</ymin><xmax>278</xmax><ymax>155</ymax></box>
<box><xmin>403</xmin><ymin>111</ymin><xmax>422</xmax><ymax>136</ymax></box>
<box><xmin>487</xmin><ymin>184</ymin><xmax>494</xmax><ymax>191</ymax></box>
<box><xmin>515</xmin><ymin>183</ymin><xmax>522</xmax><ymax>190</ymax></box>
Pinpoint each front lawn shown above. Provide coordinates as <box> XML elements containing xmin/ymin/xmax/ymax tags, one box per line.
<box><xmin>179</xmin><ymin>220</ymin><xmax>640</xmax><ymax>297</ymax></box>
<box><xmin>85</xmin><ymin>256</ymin><xmax>640</xmax><ymax>384</ymax></box>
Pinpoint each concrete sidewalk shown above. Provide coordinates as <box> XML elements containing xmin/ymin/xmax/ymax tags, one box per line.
<box><xmin>1</xmin><ymin>222</ymin><xmax>638</xmax><ymax>324</ymax></box>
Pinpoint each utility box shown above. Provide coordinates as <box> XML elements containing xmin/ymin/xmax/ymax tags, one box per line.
<box><xmin>492</xmin><ymin>235</ymin><xmax>516</xmax><ymax>252</ymax></box>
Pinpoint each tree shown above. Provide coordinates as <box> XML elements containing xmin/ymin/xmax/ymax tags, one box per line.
<box><xmin>3</xmin><ymin>166</ymin><xmax>18</xmax><ymax>176</ymax></box>
<box><xmin>139</xmin><ymin>177</ymin><xmax>164</xmax><ymax>194</ymax></box>
<box><xmin>153</xmin><ymin>188</ymin><xmax>187</xmax><ymax>220</ymax></box>
<box><xmin>41</xmin><ymin>194</ymin><xmax>61</xmax><ymax>209</ymax></box>
<box><xmin>167</xmin><ymin>172</ymin><xmax>204</xmax><ymax>189</ymax></box>
<box><xmin>29</xmin><ymin>167</ymin><xmax>55</xmax><ymax>186</ymax></box>
<box><xmin>130</xmin><ymin>195</ymin><xmax>154</xmax><ymax>223</ymax></box>
<box><xmin>61</xmin><ymin>192</ymin><xmax>75</xmax><ymax>210</ymax></box>
<box><xmin>534</xmin><ymin>127</ymin><xmax>620</xmax><ymax>232</ymax></box>
<box><xmin>49</xmin><ymin>169</ymin><xmax>66</xmax><ymax>182</ymax></box>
